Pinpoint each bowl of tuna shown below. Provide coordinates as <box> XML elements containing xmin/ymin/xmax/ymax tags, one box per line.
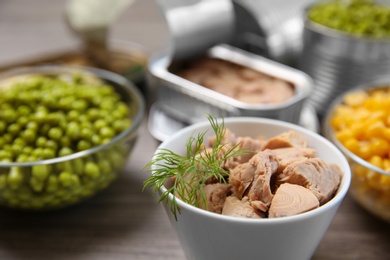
<box><xmin>144</xmin><ymin>116</ymin><xmax>351</xmax><ymax>260</ymax></box>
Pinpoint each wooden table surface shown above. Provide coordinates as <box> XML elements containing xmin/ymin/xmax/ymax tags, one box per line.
<box><xmin>0</xmin><ymin>1</ymin><xmax>389</xmax><ymax>259</ymax></box>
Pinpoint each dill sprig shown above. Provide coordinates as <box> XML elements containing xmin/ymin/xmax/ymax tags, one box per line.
<box><xmin>143</xmin><ymin>115</ymin><xmax>249</xmax><ymax>220</ymax></box>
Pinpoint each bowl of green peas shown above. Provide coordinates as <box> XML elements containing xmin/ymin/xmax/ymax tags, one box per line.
<box><xmin>298</xmin><ymin>0</ymin><xmax>390</xmax><ymax>116</ymax></box>
<box><xmin>0</xmin><ymin>65</ymin><xmax>145</xmax><ymax>210</ymax></box>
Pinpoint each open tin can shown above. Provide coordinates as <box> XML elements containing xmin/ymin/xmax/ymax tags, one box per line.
<box><xmin>148</xmin><ymin>44</ymin><xmax>313</xmax><ymax>125</ymax></box>
<box><xmin>299</xmin><ymin>3</ymin><xmax>390</xmax><ymax>117</ymax></box>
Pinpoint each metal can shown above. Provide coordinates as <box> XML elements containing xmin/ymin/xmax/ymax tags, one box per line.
<box><xmin>299</xmin><ymin>4</ymin><xmax>390</xmax><ymax>116</ymax></box>
<box><xmin>148</xmin><ymin>44</ymin><xmax>313</xmax><ymax>125</ymax></box>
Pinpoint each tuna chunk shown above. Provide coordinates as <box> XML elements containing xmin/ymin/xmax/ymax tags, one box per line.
<box><xmin>247</xmin><ymin>150</ymin><xmax>279</xmax><ymax>211</ymax></box>
<box><xmin>223</xmin><ymin>136</ymin><xmax>263</xmax><ymax>170</ymax></box>
<box><xmin>229</xmin><ymin>162</ymin><xmax>256</xmax><ymax>199</ymax></box>
<box><xmin>198</xmin><ymin>183</ymin><xmax>230</xmax><ymax>214</ymax></box>
<box><xmin>268</xmin><ymin>183</ymin><xmax>319</xmax><ymax>218</ymax></box>
<box><xmin>208</xmin><ymin>128</ymin><xmax>237</xmax><ymax>147</ymax></box>
<box><xmin>262</xmin><ymin>131</ymin><xmax>307</xmax><ymax>150</ymax></box>
<box><xmin>207</xmin><ymin>130</ymin><xmax>264</xmax><ymax>171</ymax></box>
<box><xmin>222</xmin><ymin>196</ymin><xmax>263</xmax><ymax>218</ymax></box>
<box><xmin>272</xmin><ymin>147</ymin><xmax>317</xmax><ymax>172</ymax></box>
<box><xmin>230</xmin><ymin>149</ymin><xmax>279</xmax><ymax>211</ymax></box>
<box><xmin>277</xmin><ymin>158</ymin><xmax>342</xmax><ymax>204</ymax></box>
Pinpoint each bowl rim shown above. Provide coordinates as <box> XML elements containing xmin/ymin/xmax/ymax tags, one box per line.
<box><xmin>152</xmin><ymin>116</ymin><xmax>351</xmax><ymax>223</ymax></box>
<box><xmin>0</xmin><ymin>65</ymin><xmax>145</xmax><ymax>167</ymax></box>
<box><xmin>323</xmin><ymin>79</ymin><xmax>390</xmax><ymax>177</ymax></box>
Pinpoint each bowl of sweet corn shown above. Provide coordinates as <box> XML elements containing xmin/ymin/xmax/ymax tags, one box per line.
<box><xmin>323</xmin><ymin>80</ymin><xmax>390</xmax><ymax>222</ymax></box>
<box><xmin>0</xmin><ymin>65</ymin><xmax>144</xmax><ymax>210</ymax></box>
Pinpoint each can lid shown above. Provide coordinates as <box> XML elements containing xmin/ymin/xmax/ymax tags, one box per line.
<box><xmin>157</xmin><ymin>0</ymin><xmax>236</xmax><ymax>60</ymax></box>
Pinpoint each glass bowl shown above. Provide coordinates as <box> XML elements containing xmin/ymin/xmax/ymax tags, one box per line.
<box><xmin>0</xmin><ymin>65</ymin><xmax>145</xmax><ymax>210</ymax></box>
<box><xmin>323</xmin><ymin>80</ymin><xmax>390</xmax><ymax>222</ymax></box>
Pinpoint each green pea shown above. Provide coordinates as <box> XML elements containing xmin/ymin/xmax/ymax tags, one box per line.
<box><xmin>34</xmin><ymin>109</ymin><xmax>48</xmax><ymax>123</ymax></box>
<box><xmin>2</xmin><ymin>133</ymin><xmax>13</xmax><ymax>144</ymax></box>
<box><xmin>48</xmin><ymin>127</ymin><xmax>63</xmax><ymax>141</ymax></box>
<box><xmin>17</xmin><ymin>116</ymin><xmax>29</xmax><ymax>127</ymax></box>
<box><xmin>98</xmin><ymin>159</ymin><xmax>111</xmax><ymax>174</ymax></box>
<box><xmin>77</xmin><ymin>140</ymin><xmax>91</xmax><ymax>151</ymax></box>
<box><xmin>45</xmin><ymin>139</ymin><xmax>58</xmax><ymax>151</ymax></box>
<box><xmin>46</xmin><ymin>175</ymin><xmax>58</xmax><ymax>193</ymax></box>
<box><xmin>13</xmin><ymin>137</ymin><xmax>27</xmax><ymax>146</ymax></box>
<box><xmin>32</xmin><ymin>147</ymin><xmax>44</xmax><ymax>158</ymax></box>
<box><xmin>27</xmin><ymin>155</ymin><xmax>38</xmax><ymax>162</ymax></box>
<box><xmin>59</xmin><ymin>172</ymin><xmax>80</xmax><ymax>188</ymax></box>
<box><xmin>99</xmin><ymin>127</ymin><xmax>115</xmax><ymax>139</ymax></box>
<box><xmin>93</xmin><ymin>119</ymin><xmax>107</xmax><ymax>130</ymax></box>
<box><xmin>113</xmin><ymin>119</ymin><xmax>131</xmax><ymax>133</ymax></box>
<box><xmin>26</xmin><ymin>121</ymin><xmax>39</xmax><ymax>131</ymax></box>
<box><xmin>60</xmin><ymin>136</ymin><xmax>71</xmax><ymax>147</ymax></box>
<box><xmin>16</xmin><ymin>154</ymin><xmax>29</xmax><ymax>163</ymax></box>
<box><xmin>72</xmin><ymin>158</ymin><xmax>84</xmax><ymax>175</ymax></box>
<box><xmin>0</xmin><ymin>109</ymin><xmax>17</xmax><ymax>123</ymax></box>
<box><xmin>32</xmin><ymin>164</ymin><xmax>50</xmax><ymax>181</ymax></box>
<box><xmin>30</xmin><ymin>177</ymin><xmax>44</xmax><ymax>192</ymax></box>
<box><xmin>91</xmin><ymin>134</ymin><xmax>102</xmax><ymax>145</ymax></box>
<box><xmin>87</xmin><ymin>108</ymin><xmax>100</xmax><ymax>120</ymax></box>
<box><xmin>39</xmin><ymin>123</ymin><xmax>51</xmax><ymax>136</ymax></box>
<box><xmin>0</xmin><ymin>150</ymin><xmax>13</xmax><ymax>160</ymax></box>
<box><xmin>42</xmin><ymin>148</ymin><xmax>55</xmax><ymax>159</ymax></box>
<box><xmin>67</xmin><ymin>110</ymin><xmax>80</xmax><ymax>121</ymax></box>
<box><xmin>7</xmin><ymin>167</ymin><xmax>24</xmax><ymax>190</ymax></box>
<box><xmin>67</xmin><ymin>121</ymin><xmax>80</xmax><ymax>140</ymax></box>
<box><xmin>22</xmin><ymin>128</ymin><xmax>37</xmax><ymax>143</ymax></box>
<box><xmin>17</xmin><ymin>105</ymin><xmax>31</xmax><ymax>116</ymax></box>
<box><xmin>59</xmin><ymin>172</ymin><xmax>73</xmax><ymax>187</ymax></box>
<box><xmin>11</xmin><ymin>143</ymin><xmax>23</xmax><ymax>154</ymax></box>
<box><xmin>72</xmin><ymin>99</ymin><xmax>88</xmax><ymax>111</ymax></box>
<box><xmin>36</xmin><ymin>136</ymin><xmax>47</xmax><ymax>148</ymax></box>
<box><xmin>84</xmin><ymin>161</ymin><xmax>100</xmax><ymax>178</ymax></box>
<box><xmin>0</xmin><ymin>121</ymin><xmax>6</xmax><ymax>134</ymax></box>
<box><xmin>8</xmin><ymin>123</ymin><xmax>21</xmax><ymax>136</ymax></box>
<box><xmin>0</xmin><ymin>175</ymin><xmax>7</xmax><ymax>189</ymax></box>
<box><xmin>115</xmin><ymin>103</ymin><xmax>129</xmax><ymax>117</ymax></box>
<box><xmin>80</xmin><ymin>128</ymin><xmax>93</xmax><ymax>140</ymax></box>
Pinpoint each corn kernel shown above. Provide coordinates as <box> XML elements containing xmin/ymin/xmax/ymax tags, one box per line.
<box><xmin>381</xmin><ymin>127</ymin><xmax>390</xmax><ymax>142</ymax></box>
<box><xmin>336</xmin><ymin>130</ymin><xmax>354</xmax><ymax>143</ymax></box>
<box><xmin>383</xmin><ymin>159</ymin><xmax>390</xmax><ymax>171</ymax></box>
<box><xmin>343</xmin><ymin>90</ymin><xmax>367</xmax><ymax>106</ymax></box>
<box><xmin>367</xmin><ymin>170</ymin><xmax>382</xmax><ymax>190</ymax></box>
<box><xmin>379</xmin><ymin>175</ymin><xmax>390</xmax><ymax>189</ymax></box>
<box><xmin>365</xmin><ymin>121</ymin><xmax>386</xmax><ymax>139</ymax></box>
<box><xmin>369</xmin><ymin>155</ymin><xmax>383</xmax><ymax>169</ymax></box>
<box><xmin>344</xmin><ymin>138</ymin><xmax>360</xmax><ymax>154</ymax></box>
<box><xmin>370</xmin><ymin>138</ymin><xmax>390</xmax><ymax>157</ymax></box>
<box><xmin>358</xmin><ymin>143</ymin><xmax>372</xmax><ymax>160</ymax></box>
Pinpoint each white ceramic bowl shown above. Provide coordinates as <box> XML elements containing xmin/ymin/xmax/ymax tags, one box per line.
<box><xmin>151</xmin><ymin>117</ymin><xmax>351</xmax><ymax>260</ymax></box>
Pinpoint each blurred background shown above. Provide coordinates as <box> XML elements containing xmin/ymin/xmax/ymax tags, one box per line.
<box><xmin>0</xmin><ymin>0</ymin><xmax>390</xmax><ymax>259</ymax></box>
<box><xmin>0</xmin><ymin>0</ymin><xmax>168</xmax><ymax>65</ymax></box>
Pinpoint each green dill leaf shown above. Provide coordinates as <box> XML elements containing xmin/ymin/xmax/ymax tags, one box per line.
<box><xmin>142</xmin><ymin>114</ymin><xmax>253</xmax><ymax>221</ymax></box>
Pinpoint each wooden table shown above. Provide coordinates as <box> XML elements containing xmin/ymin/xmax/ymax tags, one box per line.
<box><xmin>0</xmin><ymin>1</ymin><xmax>389</xmax><ymax>259</ymax></box>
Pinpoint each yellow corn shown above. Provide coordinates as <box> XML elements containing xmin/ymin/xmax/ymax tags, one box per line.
<box><xmin>330</xmin><ymin>86</ymin><xmax>390</xmax><ymax>214</ymax></box>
